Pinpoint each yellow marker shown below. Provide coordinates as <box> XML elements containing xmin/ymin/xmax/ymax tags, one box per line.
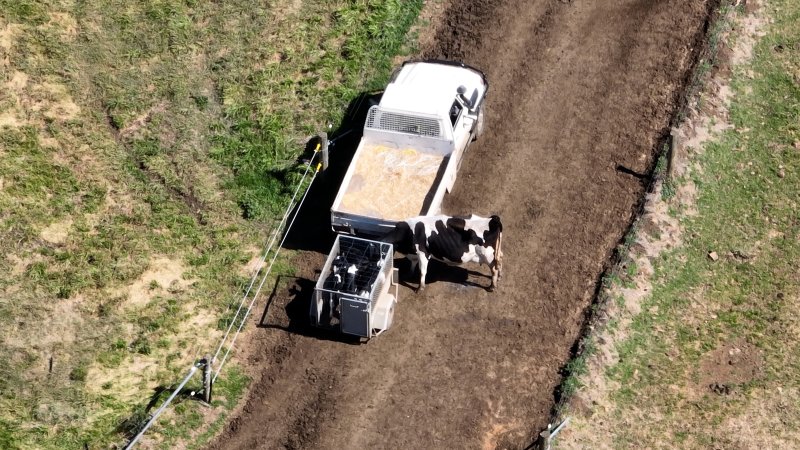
<box><xmin>314</xmin><ymin>143</ymin><xmax>321</xmax><ymax>152</ymax></box>
<box><xmin>316</xmin><ymin>162</ymin><xmax>322</xmax><ymax>172</ymax></box>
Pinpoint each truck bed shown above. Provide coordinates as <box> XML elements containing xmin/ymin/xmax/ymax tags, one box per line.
<box><xmin>337</xmin><ymin>144</ymin><xmax>448</xmax><ymax>221</ymax></box>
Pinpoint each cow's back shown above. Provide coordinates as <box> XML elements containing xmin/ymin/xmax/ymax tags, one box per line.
<box><xmin>423</xmin><ymin>218</ymin><xmax>481</xmax><ymax>263</ymax></box>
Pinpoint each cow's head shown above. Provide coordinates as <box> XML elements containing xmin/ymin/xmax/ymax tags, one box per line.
<box><xmin>489</xmin><ymin>215</ymin><xmax>503</xmax><ymax>234</ymax></box>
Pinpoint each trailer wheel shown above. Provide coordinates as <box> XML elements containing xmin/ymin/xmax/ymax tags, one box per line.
<box><xmin>473</xmin><ymin>107</ymin><xmax>485</xmax><ymax>141</ymax></box>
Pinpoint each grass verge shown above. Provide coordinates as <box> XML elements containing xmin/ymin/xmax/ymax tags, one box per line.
<box><xmin>555</xmin><ymin>1</ymin><xmax>800</xmax><ymax>448</ymax></box>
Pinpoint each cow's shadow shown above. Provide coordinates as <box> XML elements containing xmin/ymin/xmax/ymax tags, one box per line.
<box><xmin>257</xmin><ymin>263</ymin><xmax>493</xmax><ymax>342</ymax></box>
<box><xmin>394</xmin><ymin>257</ymin><xmax>494</xmax><ymax>292</ymax></box>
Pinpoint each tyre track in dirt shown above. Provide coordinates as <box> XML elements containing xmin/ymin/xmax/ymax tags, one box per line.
<box><xmin>208</xmin><ymin>1</ymin><xmax>715</xmax><ymax>448</ymax></box>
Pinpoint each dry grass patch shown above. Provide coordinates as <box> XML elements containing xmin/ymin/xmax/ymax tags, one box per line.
<box><xmin>121</xmin><ymin>256</ymin><xmax>192</xmax><ymax>308</ymax></box>
<box><xmin>40</xmin><ymin>217</ymin><xmax>72</xmax><ymax>244</ymax></box>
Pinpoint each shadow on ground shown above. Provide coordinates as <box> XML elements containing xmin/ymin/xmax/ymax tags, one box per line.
<box><xmin>283</xmin><ymin>92</ymin><xmax>382</xmax><ymax>254</ymax></box>
<box><xmin>257</xmin><ymin>274</ymin><xmax>362</xmax><ymax>345</ymax></box>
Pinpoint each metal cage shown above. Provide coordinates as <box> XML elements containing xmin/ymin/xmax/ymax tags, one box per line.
<box><xmin>311</xmin><ymin>235</ymin><xmax>397</xmax><ymax>338</ymax></box>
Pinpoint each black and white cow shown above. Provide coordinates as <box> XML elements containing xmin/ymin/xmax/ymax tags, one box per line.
<box><xmin>382</xmin><ymin>214</ymin><xmax>504</xmax><ymax>291</ymax></box>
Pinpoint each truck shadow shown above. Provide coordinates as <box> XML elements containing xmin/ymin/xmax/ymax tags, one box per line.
<box><xmin>282</xmin><ymin>91</ymin><xmax>383</xmax><ymax>254</ymax></box>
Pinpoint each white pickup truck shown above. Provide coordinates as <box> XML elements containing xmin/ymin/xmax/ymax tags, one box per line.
<box><xmin>330</xmin><ymin>59</ymin><xmax>488</xmax><ymax>237</ymax></box>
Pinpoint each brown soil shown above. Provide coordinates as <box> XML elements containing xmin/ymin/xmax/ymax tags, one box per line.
<box><xmin>207</xmin><ymin>1</ymin><xmax>715</xmax><ymax>448</ymax></box>
<box><xmin>698</xmin><ymin>339</ymin><xmax>764</xmax><ymax>396</ymax></box>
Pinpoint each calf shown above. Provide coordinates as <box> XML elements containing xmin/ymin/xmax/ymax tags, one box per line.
<box><xmin>383</xmin><ymin>214</ymin><xmax>504</xmax><ymax>291</ymax></box>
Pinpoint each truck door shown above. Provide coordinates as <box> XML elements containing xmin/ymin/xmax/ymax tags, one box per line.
<box><xmin>340</xmin><ymin>296</ymin><xmax>371</xmax><ymax>337</ymax></box>
<box><xmin>447</xmin><ymin>98</ymin><xmax>472</xmax><ymax>191</ymax></box>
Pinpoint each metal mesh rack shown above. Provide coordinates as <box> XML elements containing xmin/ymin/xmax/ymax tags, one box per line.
<box><xmin>320</xmin><ymin>236</ymin><xmax>391</xmax><ymax>297</ymax></box>
<box><xmin>366</xmin><ymin>106</ymin><xmax>442</xmax><ymax>138</ymax></box>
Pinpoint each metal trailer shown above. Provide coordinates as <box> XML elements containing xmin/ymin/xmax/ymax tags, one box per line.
<box><xmin>309</xmin><ymin>235</ymin><xmax>398</xmax><ymax>339</ymax></box>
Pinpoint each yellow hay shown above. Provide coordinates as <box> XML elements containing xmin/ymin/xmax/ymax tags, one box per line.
<box><xmin>339</xmin><ymin>145</ymin><xmax>445</xmax><ymax>220</ymax></box>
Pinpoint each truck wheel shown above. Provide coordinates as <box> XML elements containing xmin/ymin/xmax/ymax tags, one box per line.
<box><xmin>473</xmin><ymin>108</ymin><xmax>485</xmax><ymax>141</ymax></box>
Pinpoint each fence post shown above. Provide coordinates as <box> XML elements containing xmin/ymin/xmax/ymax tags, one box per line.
<box><xmin>201</xmin><ymin>354</ymin><xmax>212</xmax><ymax>404</ymax></box>
<box><xmin>536</xmin><ymin>427</ymin><xmax>551</xmax><ymax>450</ymax></box>
<box><xmin>319</xmin><ymin>132</ymin><xmax>329</xmax><ymax>171</ymax></box>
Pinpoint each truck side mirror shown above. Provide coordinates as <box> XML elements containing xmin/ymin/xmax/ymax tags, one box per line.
<box><xmin>456</xmin><ymin>85</ymin><xmax>473</xmax><ymax>109</ymax></box>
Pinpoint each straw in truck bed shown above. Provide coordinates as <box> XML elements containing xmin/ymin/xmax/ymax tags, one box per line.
<box><xmin>339</xmin><ymin>145</ymin><xmax>448</xmax><ymax>220</ymax></box>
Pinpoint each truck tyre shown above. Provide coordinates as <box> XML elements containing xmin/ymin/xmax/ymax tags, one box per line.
<box><xmin>473</xmin><ymin>107</ymin><xmax>485</xmax><ymax>141</ymax></box>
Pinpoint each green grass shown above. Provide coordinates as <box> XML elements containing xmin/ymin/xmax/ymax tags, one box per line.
<box><xmin>558</xmin><ymin>337</ymin><xmax>597</xmax><ymax>401</ymax></box>
<box><xmin>557</xmin><ymin>1</ymin><xmax>800</xmax><ymax>448</ymax></box>
<box><xmin>209</xmin><ymin>0</ymin><xmax>424</xmax><ymax>219</ymax></box>
<box><xmin>0</xmin><ymin>0</ymin><xmax>424</xmax><ymax>448</ymax></box>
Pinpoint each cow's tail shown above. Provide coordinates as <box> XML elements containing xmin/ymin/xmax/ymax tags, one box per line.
<box><xmin>489</xmin><ymin>216</ymin><xmax>503</xmax><ymax>256</ymax></box>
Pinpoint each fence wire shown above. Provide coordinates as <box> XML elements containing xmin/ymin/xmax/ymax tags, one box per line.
<box><xmin>124</xmin><ymin>144</ymin><xmax>323</xmax><ymax>449</ymax></box>
<box><xmin>124</xmin><ymin>364</ymin><xmax>200</xmax><ymax>449</ymax></box>
<box><xmin>211</xmin><ymin>147</ymin><xmax>321</xmax><ymax>369</ymax></box>
<box><xmin>213</xmin><ymin>156</ymin><xmax>322</xmax><ymax>381</ymax></box>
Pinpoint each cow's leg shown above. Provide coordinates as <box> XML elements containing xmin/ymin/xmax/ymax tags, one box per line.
<box><xmin>478</xmin><ymin>246</ymin><xmax>501</xmax><ymax>292</ymax></box>
<box><xmin>417</xmin><ymin>253</ymin><xmax>429</xmax><ymax>292</ymax></box>
<box><xmin>496</xmin><ymin>251</ymin><xmax>504</xmax><ymax>280</ymax></box>
<box><xmin>407</xmin><ymin>254</ymin><xmax>419</xmax><ymax>277</ymax></box>
<box><xmin>488</xmin><ymin>260</ymin><xmax>499</xmax><ymax>292</ymax></box>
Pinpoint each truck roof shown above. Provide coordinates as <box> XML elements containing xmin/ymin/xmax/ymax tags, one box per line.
<box><xmin>379</xmin><ymin>61</ymin><xmax>487</xmax><ymax>118</ymax></box>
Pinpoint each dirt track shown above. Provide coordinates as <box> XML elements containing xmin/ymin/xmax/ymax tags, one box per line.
<box><xmin>208</xmin><ymin>0</ymin><xmax>714</xmax><ymax>448</ymax></box>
